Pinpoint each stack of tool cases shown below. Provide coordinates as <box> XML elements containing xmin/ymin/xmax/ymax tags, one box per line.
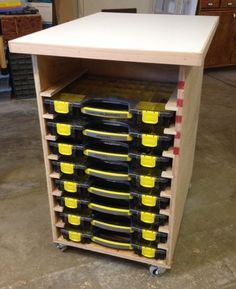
<box><xmin>45</xmin><ymin>75</ymin><xmax>176</xmax><ymax>260</ymax></box>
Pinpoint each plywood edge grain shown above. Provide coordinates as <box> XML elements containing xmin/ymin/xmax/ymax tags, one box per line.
<box><xmin>9</xmin><ymin>41</ymin><xmax>204</xmax><ymax>66</ymax></box>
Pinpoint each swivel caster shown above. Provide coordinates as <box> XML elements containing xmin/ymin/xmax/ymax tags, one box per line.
<box><xmin>149</xmin><ymin>265</ymin><xmax>166</xmax><ymax>277</ymax></box>
<box><xmin>56</xmin><ymin>243</ymin><xmax>68</xmax><ymax>252</ymax></box>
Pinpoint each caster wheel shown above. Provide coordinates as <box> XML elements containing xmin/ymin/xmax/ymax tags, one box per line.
<box><xmin>149</xmin><ymin>266</ymin><xmax>166</xmax><ymax>277</ymax></box>
<box><xmin>56</xmin><ymin>243</ymin><xmax>68</xmax><ymax>252</ymax></box>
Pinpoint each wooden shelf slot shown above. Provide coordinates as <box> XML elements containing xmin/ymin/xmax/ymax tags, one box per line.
<box><xmin>160</xmin><ymin>207</ymin><xmax>170</xmax><ymax>216</ymax></box>
<box><xmin>48</xmin><ymin>154</ymin><xmax>59</xmax><ymax>161</ymax></box>
<box><xmin>165</xmin><ymin>88</ymin><xmax>177</xmax><ymax>111</ymax></box>
<box><xmin>164</xmin><ymin>124</ymin><xmax>176</xmax><ymax>136</ymax></box>
<box><xmin>158</xmin><ymin>243</ymin><xmax>168</xmax><ymax>251</ymax></box>
<box><xmin>161</xmin><ymin>168</ymin><xmax>173</xmax><ymax>179</ymax></box>
<box><xmin>162</xmin><ymin>147</ymin><xmax>174</xmax><ymax>158</ymax></box>
<box><xmin>158</xmin><ymin>224</ymin><xmax>170</xmax><ymax>234</ymax></box>
<box><xmin>55</xmin><ymin>220</ymin><xmax>65</xmax><ymax>228</ymax></box>
<box><xmin>45</xmin><ymin>134</ymin><xmax>57</xmax><ymax>141</ymax></box>
<box><xmin>40</xmin><ymin>69</ymin><xmax>87</xmax><ymax>97</ymax></box>
<box><xmin>43</xmin><ymin>113</ymin><xmax>55</xmax><ymax>120</ymax></box>
<box><xmin>160</xmin><ymin>189</ymin><xmax>171</xmax><ymax>198</ymax></box>
<box><xmin>52</xmin><ymin>189</ymin><xmax>62</xmax><ymax>197</ymax></box>
<box><xmin>54</xmin><ymin>205</ymin><xmax>63</xmax><ymax>213</ymax></box>
<box><xmin>49</xmin><ymin>172</ymin><xmax>60</xmax><ymax>179</ymax></box>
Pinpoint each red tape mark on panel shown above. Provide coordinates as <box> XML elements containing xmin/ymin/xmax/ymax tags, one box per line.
<box><xmin>178</xmin><ymin>81</ymin><xmax>185</xmax><ymax>90</ymax></box>
<box><xmin>175</xmin><ymin>115</ymin><xmax>182</xmax><ymax>123</ymax></box>
<box><xmin>177</xmin><ymin>98</ymin><xmax>184</xmax><ymax>107</ymax></box>
<box><xmin>173</xmin><ymin>147</ymin><xmax>180</xmax><ymax>155</ymax></box>
<box><xmin>175</xmin><ymin>131</ymin><xmax>181</xmax><ymax>139</ymax></box>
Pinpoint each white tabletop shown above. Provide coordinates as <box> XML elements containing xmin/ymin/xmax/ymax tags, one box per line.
<box><xmin>9</xmin><ymin>12</ymin><xmax>218</xmax><ymax>66</ymax></box>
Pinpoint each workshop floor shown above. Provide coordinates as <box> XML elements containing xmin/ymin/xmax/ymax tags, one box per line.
<box><xmin>0</xmin><ymin>69</ymin><xmax>235</xmax><ymax>289</ymax></box>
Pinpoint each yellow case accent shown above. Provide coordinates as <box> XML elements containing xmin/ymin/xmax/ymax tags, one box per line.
<box><xmin>54</xmin><ymin>100</ymin><xmax>69</xmax><ymax>114</ymax></box>
<box><xmin>68</xmin><ymin>214</ymin><xmax>81</xmax><ymax>226</ymax></box>
<box><xmin>92</xmin><ymin>236</ymin><xmax>132</xmax><ymax>249</ymax></box>
<box><xmin>92</xmin><ymin>220</ymin><xmax>132</xmax><ymax>232</ymax></box>
<box><xmin>58</xmin><ymin>143</ymin><xmax>72</xmax><ymax>156</ymax></box>
<box><xmin>140</xmin><ymin>176</ymin><xmax>155</xmax><ymax>188</ymax></box>
<box><xmin>84</xmin><ymin>149</ymin><xmax>130</xmax><ymax>161</ymax></box>
<box><xmin>81</xmin><ymin>107</ymin><xmax>132</xmax><ymax>119</ymax></box>
<box><xmin>83</xmin><ymin>129</ymin><xmax>133</xmax><ymax>141</ymax></box>
<box><xmin>141</xmin><ymin>195</ymin><xmax>157</xmax><ymax>207</ymax></box>
<box><xmin>68</xmin><ymin>231</ymin><xmax>81</xmax><ymax>242</ymax></box>
<box><xmin>142</xmin><ymin>230</ymin><xmax>157</xmax><ymax>241</ymax></box>
<box><xmin>140</xmin><ymin>212</ymin><xmax>155</xmax><ymax>224</ymax></box>
<box><xmin>85</xmin><ymin>168</ymin><xmax>130</xmax><ymax>180</ymax></box>
<box><xmin>64</xmin><ymin>197</ymin><xmax>78</xmax><ymax>209</ymax></box>
<box><xmin>0</xmin><ymin>1</ymin><xmax>21</xmax><ymax>8</ymax></box>
<box><xmin>140</xmin><ymin>155</ymin><xmax>156</xmax><ymax>168</ymax></box>
<box><xmin>89</xmin><ymin>203</ymin><xmax>131</xmax><ymax>214</ymax></box>
<box><xmin>141</xmin><ymin>247</ymin><xmax>156</xmax><ymax>258</ymax></box>
<box><xmin>64</xmin><ymin>181</ymin><xmax>77</xmax><ymax>193</ymax></box>
<box><xmin>56</xmin><ymin>123</ymin><xmax>71</xmax><ymax>136</ymax></box>
<box><xmin>88</xmin><ymin>186</ymin><xmax>131</xmax><ymax>198</ymax></box>
<box><xmin>141</xmin><ymin>134</ymin><xmax>158</xmax><ymax>147</ymax></box>
<box><xmin>60</xmin><ymin>162</ymin><xmax>74</xmax><ymax>174</ymax></box>
<box><xmin>142</xmin><ymin>111</ymin><xmax>159</xmax><ymax>124</ymax></box>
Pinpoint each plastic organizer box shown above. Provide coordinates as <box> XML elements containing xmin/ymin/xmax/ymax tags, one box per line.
<box><xmin>61</xmin><ymin>227</ymin><xmax>166</xmax><ymax>260</ymax></box>
<box><xmin>58</xmin><ymin>190</ymin><xmax>169</xmax><ymax>212</ymax></box>
<box><xmin>49</xmin><ymin>140</ymin><xmax>172</xmax><ymax>170</ymax></box>
<box><xmin>47</xmin><ymin>119</ymin><xmax>174</xmax><ymax>151</ymax></box>
<box><xmin>51</xmin><ymin>159</ymin><xmax>171</xmax><ymax>190</ymax></box>
<box><xmin>55</xmin><ymin>177</ymin><xmax>169</xmax><ymax>210</ymax></box>
<box><xmin>57</xmin><ymin>194</ymin><xmax>168</xmax><ymax>228</ymax></box>
<box><xmin>59</xmin><ymin>212</ymin><xmax>168</xmax><ymax>243</ymax></box>
<box><xmin>44</xmin><ymin>74</ymin><xmax>176</xmax><ymax>127</ymax></box>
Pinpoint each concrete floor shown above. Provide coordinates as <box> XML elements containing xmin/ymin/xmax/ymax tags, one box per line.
<box><xmin>0</xmin><ymin>69</ymin><xmax>235</xmax><ymax>289</ymax></box>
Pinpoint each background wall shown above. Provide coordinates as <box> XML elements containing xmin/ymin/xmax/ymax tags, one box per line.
<box><xmin>78</xmin><ymin>0</ymin><xmax>154</xmax><ymax>17</ymax></box>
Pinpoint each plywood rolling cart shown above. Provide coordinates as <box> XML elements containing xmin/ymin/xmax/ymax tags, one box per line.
<box><xmin>9</xmin><ymin>13</ymin><xmax>218</xmax><ymax>275</ymax></box>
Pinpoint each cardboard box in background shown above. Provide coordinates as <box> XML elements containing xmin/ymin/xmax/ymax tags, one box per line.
<box><xmin>54</xmin><ymin>0</ymin><xmax>78</xmax><ymax>24</ymax></box>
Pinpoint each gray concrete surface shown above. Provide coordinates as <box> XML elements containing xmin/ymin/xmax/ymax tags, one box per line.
<box><xmin>0</xmin><ymin>69</ymin><xmax>235</xmax><ymax>289</ymax></box>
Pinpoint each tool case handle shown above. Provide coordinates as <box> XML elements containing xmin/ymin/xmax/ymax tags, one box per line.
<box><xmin>85</xmin><ymin>167</ymin><xmax>130</xmax><ymax>181</ymax></box>
<box><xmin>88</xmin><ymin>186</ymin><xmax>131</xmax><ymax>199</ymax></box>
<box><xmin>91</xmin><ymin>219</ymin><xmax>132</xmax><ymax>233</ymax></box>
<box><xmin>81</xmin><ymin>97</ymin><xmax>132</xmax><ymax>119</ymax></box>
<box><xmin>83</xmin><ymin>128</ymin><xmax>132</xmax><ymax>141</ymax></box>
<box><xmin>84</xmin><ymin>148</ymin><xmax>130</xmax><ymax>162</ymax></box>
<box><xmin>91</xmin><ymin>235</ymin><xmax>132</xmax><ymax>250</ymax></box>
<box><xmin>88</xmin><ymin>202</ymin><xmax>131</xmax><ymax>216</ymax></box>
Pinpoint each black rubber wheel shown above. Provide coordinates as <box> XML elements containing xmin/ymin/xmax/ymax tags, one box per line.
<box><xmin>149</xmin><ymin>266</ymin><xmax>166</xmax><ymax>276</ymax></box>
<box><xmin>56</xmin><ymin>243</ymin><xmax>68</xmax><ymax>252</ymax></box>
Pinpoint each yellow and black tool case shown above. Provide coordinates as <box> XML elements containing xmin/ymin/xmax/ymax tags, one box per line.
<box><xmin>51</xmin><ymin>159</ymin><xmax>171</xmax><ymax>190</ymax></box>
<box><xmin>59</xmin><ymin>211</ymin><xmax>168</xmax><ymax>243</ymax></box>
<box><xmin>60</xmin><ymin>227</ymin><xmax>167</xmax><ymax>260</ymax></box>
<box><xmin>55</xmin><ymin>177</ymin><xmax>169</xmax><ymax>210</ymax></box>
<box><xmin>47</xmin><ymin>119</ymin><xmax>174</xmax><ymax>151</ymax></box>
<box><xmin>56</xmin><ymin>194</ymin><xmax>168</xmax><ymax>227</ymax></box>
<box><xmin>57</xmin><ymin>192</ymin><xmax>169</xmax><ymax>214</ymax></box>
<box><xmin>48</xmin><ymin>140</ymin><xmax>172</xmax><ymax>170</ymax></box>
<box><xmin>43</xmin><ymin>74</ymin><xmax>176</xmax><ymax>127</ymax></box>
